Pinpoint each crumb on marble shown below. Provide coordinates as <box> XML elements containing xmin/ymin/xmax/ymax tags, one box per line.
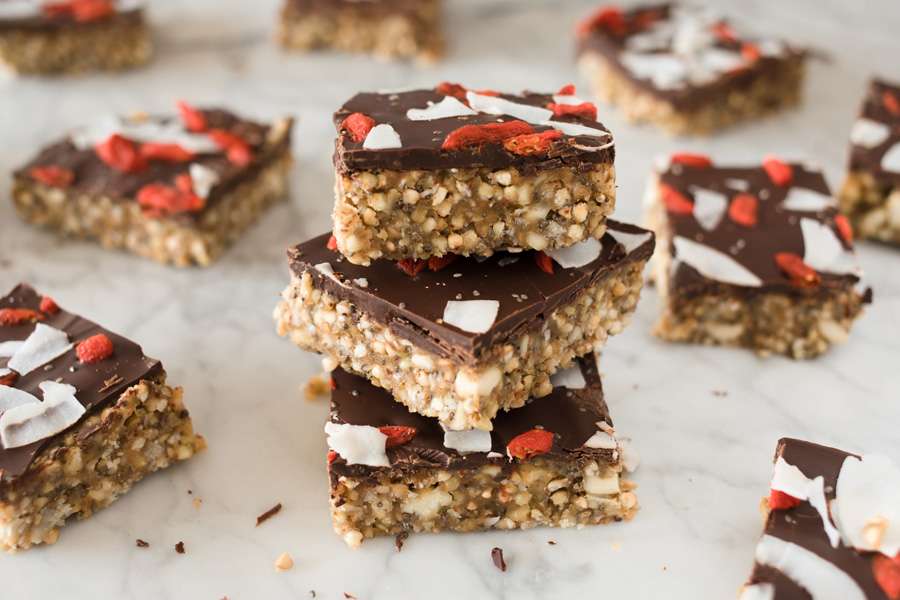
<box><xmin>274</xmin><ymin>552</ymin><xmax>294</xmax><ymax>572</ymax></box>
<box><xmin>175</xmin><ymin>541</ymin><xmax>185</xmax><ymax>554</ymax></box>
<box><xmin>304</xmin><ymin>374</ymin><xmax>331</xmax><ymax>401</ymax></box>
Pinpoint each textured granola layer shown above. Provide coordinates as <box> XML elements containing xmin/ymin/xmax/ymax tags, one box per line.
<box><xmin>0</xmin><ymin>378</ymin><xmax>205</xmax><ymax>552</ymax></box>
<box><xmin>332</xmin><ymin>457</ymin><xmax>636</xmax><ymax>547</ymax></box>
<box><xmin>11</xmin><ymin>146</ymin><xmax>292</xmax><ymax>267</ymax></box>
<box><xmin>578</xmin><ymin>52</ymin><xmax>804</xmax><ymax>135</ymax></box>
<box><xmin>839</xmin><ymin>171</ymin><xmax>900</xmax><ymax>245</ymax></box>
<box><xmin>275</xmin><ymin>261</ymin><xmax>646</xmax><ymax>430</ymax></box>
<box><xmin>334</xmin><ymin>164</ymin><xmax>616</xmax><ymax>265</ymax></box>
<box><xmin>0</xmin><ymin>19</ymin><xmax>151</xmax><ymax>75</ymax></box>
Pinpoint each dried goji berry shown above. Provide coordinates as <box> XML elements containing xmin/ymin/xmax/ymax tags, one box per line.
<box><xmin>329</xmin><ymin>377</ymin><xmax>336</xmax><ymax>391</ymax></box>
<box><xmin>768</xmin><ymin>489</ymin><xmax>802</xmax><ymax>511</ymax></box>
<box><xmin>443</xmin><ymin>120</ymin><xmax>534</xmax><ymax>151</ymax></box>
<box><xmin>577</xmin><ymin>6</ymin><xmax>626</xmax><ymax>37</ymax></box>
<box><xmin>670</xmin><ymin>153</ymin><xmax>713</xmax><ymax>168</ymax></box>
<box><xmin>0</xmin><ymin>308</ymin><xmax>44</xmax><ymax>326</ymax></box>
<box><xmin>883</xmin><ymin>91</ymin><xmax>900</xmax><ymax>117</ymax></box>
<box><xmin>762</xmin><ymin>156</ymin><xmax>793</xmax><ymax>187</ymax></box>
<box><xmin>729</xmin><ymin>193</ymin><xmax>759</xmax><ymax>227</ymax></box>
<box><xmin>340</xmin><ymin>113</ymin><xmax>376</xmax><ymax>143</ymax></box>
<box><xmin>507</xmin><ymin>429</ymin><xmax>554</xmax><ymax>459</ymax></box>
<box><xmin>396</xmin><ymin>259</ymin><xmax>427</xmax><ymax>277</ymax></box>
<box><xmin>40</xmin><ymin>296</ymin><xmax>60</xmax><ymax>315</ymax></box>
<box><xmin>436</xmin><ymin>82</ymin><xmax>468</xmax><ymax>101</ymax></box>
<box><xmin>547</xmin><ymin>102</ymin><xmax>598</xmax><ymax>121</ymax></box>
<box><xmin>72</xmin><ymin>0</ymin><xmax>114</xmax><ymax>22</ymax></box>
<box><xmin>774</xmin><ymin>253</ymin><xmax>820</xmax><ymax>287</ymax></box>
<box><xmin>177</xmin><ymin>100</ymin><xmax>207</xmax><ymax>132</ymax></box>
<box><xmin>29</xmin><ymin>165</ymin><xmax>75</xmax><ymax>189</ymax></box>
<box><xmin>327</xmin><ymin>450</ymin><xmax>338</xmax><ymax>465</ymax></box>
<box><xmin>0</xmin><ymin>371</ymin><xmax>17</xmax><ymax>386</ymax></box>
<box><xmin>326</xmin><ymin>235</ymin><xmax>338</xmax><ymax>251</ymax></box>
<box><xmin>208</xmin><ymin>129</ymin><xmax>253</xmax><ymax>166</ymax></box>
<box><xmin>95</xmin><ymin>134</ymin><xmax>146</xmax><ymax>173</ymax></box>
<box><xmin>136</xmin><ymin>183</ymin><xmax>204</xmax><ymax>218</ymax></box>
<box><xmin>872</xmin><ymin>554</ymin><xmax>900</xmax><ymax>600</ymax></box>
<box><xmin>504</xmin><ymin>130</ymin><xmax>562</xmax><ymax>156</ymax></box>
<box><xmin>174</xmin><ymin>173</ymin><xmax>194</xmax><ymax>194</ymax></box>
<box><xmin>660</xmin><ymin>184</ymin><xmax>694</xmax><ymax>215</ymax></box>
<box><xmin>741</xmin><ymin>43</ymin><xmax>761</xmax><ymax>62</ymax></box>
<box><xmin>139</xmin><ymin>143</ymin><xmax>195</xmax><ymax>163</ymax></box>
<box><xmin>379</xmin><ymin>425</ymin><xmax>417</xmax><ymax>448</ymax></box>
<box><xmin>711</xmin><ymin>21</ymin><xmax>738</xmax><ymax>43</ymax></box>
<box><xmin>427</xmin><ymin>254</ymin><xmax>458</xmax><ymax>272</ymax></box>
<box><xmin>556</xmin><ymin>84</ymin><xmax>576</xmax><ymax>96</ymax></box>
<box><xmin>534</xmin><ymin>251</ymin><xmax>554</xmax><ymax>274</ymax></box>
<box><xmin>834</xmin><ymin>214</ymin><xmax>854</xmax><ymax>245</ymax></box>
<box><xmin>76</xmin><ymin>333</ymin><xmax>114</xmax><ymax>363</ymax></box>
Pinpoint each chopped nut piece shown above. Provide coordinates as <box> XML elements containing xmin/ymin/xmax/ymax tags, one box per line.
<box><xmin>274</xmin><ymin>552</ymin><xmax>294</xmax><ymax>572</ymax></box>
<box><xmin>304</xmin><ymin>375</ymin><xmax>330</xmax><ymax>401</ymax></box>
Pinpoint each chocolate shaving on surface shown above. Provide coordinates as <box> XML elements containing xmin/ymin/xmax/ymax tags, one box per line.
<box><xmin>491</xmin><ymin>547</ymin><xmax>507</xmax><ymax>572</ymax></box>
<box><xmin>175</xmin><ymin>541</ymin><xmax>185</xmax><ymax>554</ymax></box>
<box><xmin>256</xmin><ymin>502</ymin><xmax>283</xmax><ymax>526</ymax></box>
<box><xmin>136</xmin><ymin>539</ymin><xmax>149</xmax><ymax>548</ymax></box>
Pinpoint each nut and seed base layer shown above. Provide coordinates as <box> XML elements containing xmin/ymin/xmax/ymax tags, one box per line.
<box><xmin>275</xmin><ymin>221</ymin><xmax>654</xmax><ymax>431</ymax></box>
<box><xmin>327</xmin><ymin>358</ymin><xmax>638</xmax><ymax>547</ymax></box>
<box><xmin>0</xmin><ymin>1</ymin><xmax>151</xmax><ymax>75</ymax></box>
<box><xmin>839</xmin><ymin>78</ymin><xmax>900</xmax><ymax>246</ymax></box>
<box><xmin>332</xmin><ymin>83</ymin><xmax>616</xmax><ymax>265</ymax></box>
<box><xmin>740</xmin><ymin>438</ymin><xmax>900</xmax><ymax>599</ymax></box>
<box><xmin>12</xmin><ymin>103</ymin><xmax>294</xmax><ymax>267</ymax></box>
<box><xmin>646</xmin><ymin>155</ymin><xmax>871</xmax><ymax>359</ymax></box>
<box><xmin>0</xmin><ymin>284</ymin><xmax>205</xmax><ymax>552</ymax></box>
<box><xmin>576</xmin><ymin>3</ymin><xmax>805</xmax><ymax>135</ymax></box>
<box><xmin>277</xmin><ymin>0</ymin><xmax>443</xmax><ymax>63</ymax></box>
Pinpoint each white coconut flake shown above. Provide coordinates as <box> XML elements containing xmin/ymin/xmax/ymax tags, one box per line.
<box><xmin>609</xmin><ymin>229</ymin><xmax>652</xmax><ymax>255</ymax></box>
<box><xmin>323</xmin><ymin>422</ymin><xmax>389</xmax><ymax>467</ymax></box>
<box><xmin>550</xmin><ymin>365</ymin><xmax>586</xmax><ymax>389</ymax></box>
<box><xmin>542</xmin><ymin>119</ymin><xmax>610</xmax><ymax>138</ymax></box>
<box><xmin>618</xmin><ymin>438</ymin><xmax>640</xmax><ymax>473</ymax></box>
<box><xmin>406</xmin><ymin>96</ymin><xmax>476</xmax><ymax>121</ymax></box>
<box><xmin>189</xmin><ymin>164</ymin><xmax>220</xmax><ymax>199</ymax></box>
<box><xmin>834</xmin><ymin>453</ymin><xmax>900</xmax><ymax>557</ymax></box>
<box><xmin>696</xmin><ymin>48</ymin><xmax>744</xmax><ymax>77</ymax></box>
<box><xmin>850</xmin><ymin>118</ymin><xmax>891</xmax><ymax>148</ymax></box>
<box><xmin>0</xmin><ymin>385</ymin><xmax>38</xmax><ymax>413</ymax></box>
<box><xmin>545</xmin><ymin>238</ymin><xmax>602</xmax><ymax>269</ymax></box>
<box><xmin>551</xmin><ymin>94</ymin><xmax>588</xmax><ymax>106</ymax></box>
<box><xmin>800</xmin><ymin>218</ymin><xmax>856</xmax><ymax>275</ymax></box>
<box><xmin>314</xmin><ymin>262</ymin><xmax>345</xmax><ymax>285</ymax></box>
<box><xmin>691</xmin><ymin>188</ymin><xmax>728</xmax><ymax>231</ymax></box>
<box><xmin>673</xmin><ymin>236</ymin><xmax>762</xmax><ymax>287</ymax></box>
<box><xmin>725</xmin><ymin>178</ymin><xmax>750</xmax><ymax>191</ymax></box>
<box><xmin>620</xmin><ymin>52</ymin><xmax>688</xmax><ymax>90</ymax></box>
<box><xmin>442</xmin><ymin>300</ymin><xmax>499</xmax><ymax>334</ymax></box>
<box><xmin>443</xmin><ymin>429</ymin><xmax>492</xmax><ymax>454</ymax></box>
<box><xmin>757</xmin><ymin>39</ymin><xmax>785</xmax><ymax>57</ymax></box>
<box><xmin>584</xmin><ymin>430</ymin><xmax>617</xmax><ymax>450</ymax></box>
<box><xmin>0</xmin><ymin>341</ymin><xmax>23</xmax><ymax>358</ymax></box>
<box><xmin>70</xmin><ymin>116</ymin><xmax>218</xmax><ymax>154</ymax></box>
<box><xmin>7</xmin><ymin>324</ymin><xmax>72</xmax><ymax>377</ymax></box>
<box><xmin>363</xmin><ymin>124</ymin><xmax>402</xmax><ymax>150</ymax></box>
<box><xmin>466</xmin><ymin>92</ymin><xmax>553</xmax><ymax>124</ymax></box>
<box><xmin>770</xmin><ymin>457</ymin><xmax>841</xmax><ymax>547</ymax></box>
<box><xmin>782</xmin><ymin>187</ymin><xmax>836</xmax><ymax>212</ymax></box>
<box><xmin>353</xmin><ymin>278</ymin><xmax>369</xmax><ymax>288</ymax></box>
<box><xmin>0</xmin><ymin>381</ymin><xmax>85</xmax><ymax>450</ymax></box>
<box><xmin>754</xmin><ymin>535</ymin><xmax>866</xmax><ymax>600</ymax></box>
<box><xmin>881</xmin><ymin>143</ymin><xmax>900</xmax><ymax>173</ymax></box>
<box><xmin>738</xmin><ymin>583</ymin><xmax>775</xmax><ymax>600</ymax></box>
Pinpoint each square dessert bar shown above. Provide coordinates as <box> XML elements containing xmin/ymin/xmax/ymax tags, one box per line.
<box><xmin>326</xmin><ymin>357</ymin><xmax>639</xmax><ymax>547</ymax></box>
<box><xmin>0</xmin><ymin>284</ymin><xmax>205</xmax><ymax>551</ymax></box>
<box><xmin>646</xmin><ymin>155</ymin><xmax>871</xmax><ymax>359</ymax></box>
<box><xmin>277</xmin><ymin>0</ymin><xmax>443</xmax><ymax>63</ymax></box>
<box><xmin>576</xmin><ymin>3</ymin><xmax>806</xmax><ymax>135</ymax></box>
<box><xmin>0</xmin><ymin>0</ymin><xmax>151</xmax><ymax>75</ymax></box>
<box><xmin>275</xmin><ymin>221</ymin><xmax>654</xmax><ymax>431</ymax></box>
<box><xmin>839</xmin><ymin>78</ymin><xmax>900</xmax><ymax>245</ymax></box>
<box><xmin>332</xmin><ymin>83</ymin><xmax>616</xmax><ymax>265</ymax></box>
<box><xmin>740</xmin><ymin>438</ymin><xmax>900</xmax><ymax>599</ymax></box>
<box><xmin>12</xmin><ymin>102</ymin><xmax>294</xmax><ymax>267</ymax></box>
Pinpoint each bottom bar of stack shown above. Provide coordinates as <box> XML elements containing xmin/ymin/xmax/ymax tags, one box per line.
<box><xmin>324</xmin><ymin>356</ymin><xmax>638</xmax><ymax>547</ymax></box>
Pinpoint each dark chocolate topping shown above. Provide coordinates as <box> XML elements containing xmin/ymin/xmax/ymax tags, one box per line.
<box><xmin>288</xmin><ymin>221</ymin><xmax>655</xmax><ymax>364</ymax></box>
<box><xmin>328</xmin><ymin>356</ymin><xmax>614</xmax><ymax>482</ymax></box>
<box><xmin>848</xmin><ymin>78</ymin><xmax>900</xmax><ymax>187</ymax></box>
<box><xmin>745</xmin><ymin>438</ymin><xmax>887</xmax><ymax>599</ymax></box>
<box><xmin>0</xmin><ymin>284</ymin><xmax>162</xmax><ymax>482</ymax></box>
<box><xmin>285</xmin><ymin>0</ymin><xmax>426</xmax><ymax>18</ymax></box>
<box><xmin>333</xmin><ymin>87</ymin><xmax>615</xmax><ymax>173</ymax></box>
<box><xmin>0</xmin><ymin>1</ymin><xmax>143</xmax><ymax>31</ymax></box>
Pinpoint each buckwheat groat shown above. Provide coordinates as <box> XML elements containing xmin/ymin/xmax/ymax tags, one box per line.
<box><xmin>646</xmin><ymin>155</ymin><xmax>871</xmax><ymax>359</ymax></box>
<box><xmin>739</xmin><ymin>438</ymin><xmax>900</xmax><ymax>599</ymax></box>
<box><xmin>332</xmin><ymin>83</ymin><xmax>616</xmax><ymax>265</ymax></box>
<box><xmin>0</xmin><ymin>284</ymin><xmax>205</xmax><ymax>552</ymax></box>
<box><xmin>277</xmin><ymin>0</ymin><xmax>442</xmax><ymax>62</ymax></box>
<box><xmin>576</xmin><ymin>3</ymin><xmax>806</xmax><ymax>135</ymax></box>
<box><xmin>275</xmin><ymin>221</ymin><xmax>654</xmax><ymax>431</ymax></box>
<box><xmin>11</xmin><ymin>102</ymin><xmax>294</xmax><ymax>267</ymax></box>
<box><xmin>327</xmin><ymin>357</ymin><xmax>639</xmax><ymax>547</ymax></box>
<box><xmin>0</xmin><ymin>0</ymin><xmax>151</xmax><ymax>75</ymax></box>
<box><xmin>839</xmin><ymin>78</ymin><xmax>900</xmax><ymax>246</ymax></box>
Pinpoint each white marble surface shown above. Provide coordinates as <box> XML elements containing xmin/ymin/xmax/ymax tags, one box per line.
<box><xmin>1</xmin><ymin>1</ymin><xmax>899</xmax><ymax>598</ymax></box>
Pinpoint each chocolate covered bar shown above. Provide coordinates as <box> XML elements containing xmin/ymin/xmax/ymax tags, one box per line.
<box><xmin>12</xmin><ymin>102</ymin><xmax>294</xmax><ymax>267</ymax></box>
<box><xmin>576</xmin><ymin>3</ymin><xmax>805</xmax><ymax>135</ymax></box>
<box><xmin>646</xmin><ymin>154</ymin><xmax>871</xmax><ymax>359</ymax></box>
<box><xmin>332</xmin><ymin>84</ymin><xmax>616</xmax><ymax>265</ymax></box>
<box><xmin>277</xmin><ymin>0</ymin><xmax>443</xmax><ymax>63</ymax></box>
<box><xmin>326</xmin><ymin>358</ymin><xmax>639</xmax><ymax>547</ymax></box>
<box><xmin>839</xmin><ymin>78</ymin><xmax>900</xmax><ymax>246</ymax></box>
<box><xmin>740</xmin><ymin>438</ymin><xmax>900</xmax><ymax>600</ymax></box>
<box><xmin>275</xmin><ymin>221</ymin><xmax>654</xmax><ymax>431</ymax></box>
<box><xmin>0</xmin><ymin>284</ymin><xmax>205</xmax><ymax>552</ymax></box>
<box><xmin>0</xmin><ymin>0</ymin><xmax>151</xmax><ymax>75</ymax></box>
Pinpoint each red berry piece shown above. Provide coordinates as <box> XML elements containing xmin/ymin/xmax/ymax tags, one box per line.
<box><xmin>660</xmin><ymin>184</ymin><xmax>694</xmax><ymax>215</ymax></box>
<box><xmin>39</xmin><ymin>296</ymin><xmax>60</xmax><ymax>315</ymax></box>
<box><xmin>176</xmin><ymin>101</ymin><xmax>208</xmax><ymax>132</ymax></box>
<box><xmin>729</xmin><ymin>193</ymin><xmax>759</xmax><ymax>227</ymax></box>
<box><xmin>534</xmin><ymin>251</ymin><xmax>554</xmax><ymax>274</ymax></box>
<box><xmin>76</xmin><ymin>333</ymin><xmax>114</xmax><ymax>363</ymax></box>
<box><xmin>340</xmin><ymin>113</ymin><xmax>376</xmax><ymax>143</ymax></box>
<box><xmin>774</xmin><ymin>253</ymin><xmax>820</xmax><ymax>288</ymax></box>
<box><xmin>741</xmin><ymin>43</ymin><xmax>761</xmax><ymax>62</ymax></box>
<box><xmin>762</xmin><ymin>156</ymin><xmax>793</xmax><ymax>187</ymax></box>
<box><xmin>327</xmin><ymin>450</ymin><xmax>339</xmax><ymax>465</ymax></box>
<box><xmin>503</xmin><ymin>130</ymin><xmax>562</xmax><ymax>156</ymax></box>
<box><xmin>670</xmin><ymin>153</ymin><xmax>713</xmax><ymax>168</ymax></box>
<box><xmin>872</xmin><ymin>554</ymin><xmax>900</xmax><ymax>600</ymax></box>
<box><xmin>547</xmin><ymin>102</ymin><xmax>598</xmax><ymax>121</ymax></box>
<box><xmin>0</xmin><ymin>308</ymin><xmax>44</xmax><ymax>326</ymax></box>
<box><xmin>883</xmin><ymin>91</ymin><xmax>900</xmax><ymax>117</ymax></box>
<box><xmin>326</xmin><ymin>235</ymin><xmax>338</xmax><ymax>251</ymax></box>
<box><xmin>208</xmin><ymin>129</ymin><xmax>253</xmax><ymax>166</ymax></box>
<box><xmin>577</xmin><ymin>6</ymin><xmax>626</xmax><ymax>37</ymax></box>
<box><xmin>29</xmin><ymin>165</ymin><xmax>75</xmax><ymax>189</ymax></box>
<box><xmin>379</xmin><ymin>425</ymin><xmax>417</xmax><ymax>448</ymax></box>
<box><xmin>427</xmin><ymin>254</ymin><xmax>458</xmax><ymax>272</ymax></box>
<box><xmin>556</xmin><ymin>84</ymin><xmax>576</xmax><ymax>96</ymax></box>
<box><xmin>507</xmin><ymin>429</ymin><xmax>554</xmax><ymax>459</ymax></box>
<box><xmin>436</xmin><ymin>82</ymin><xmax>469</xmax><ymax>102</ymax></box>
<box><xmin>139</xmin><ymin>143</ymin><xmax>195</xmax><ymax>163</ymax></box>
<box><xmin>768</xmin><ymin>489</ymin><xmax>802</xmax><ymax>511</ymax></box>
<box><xmin>95</xmin><ymin>134</ymin><xmax>146</xmax><ymax>173</ymax></box>
<box><xmin>136</xmin><ymin>183</ymin><xmax>204</xmax><ymax>218</ymax></box>
<box><xmin>834</xmin><ymin>214</ymin><xmax>854</xmax><ymax>245</ymax></box>
<box><xmin>0</xmin><ymin>371</ymin><xmax>17</xmax><ymax>386</ymax></box>
<box><xmin>443</xmin><ymin>120</ymin><xmax>535</xmax><ymax>151</ymax></box>
<box><xmin>711</xmin><ymin>21</ymin><xmax>738</xmax><ymax>43</ymax></box>
<box><xmin>396</xmin><ymin>259</ymin><xmax>427</xmax><ymax>277</ymax></box>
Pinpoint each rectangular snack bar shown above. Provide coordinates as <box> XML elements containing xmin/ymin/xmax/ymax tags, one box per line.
<box><xmin>740</xmin><ymin>438</ymin><xmax>900</xmax><ymax>599</ymax></box>
<box><xmin>275</xmin><ymin>221</ymin><xmax>654</xmax><ymax>431</ymax></box>
<box><xmin>839</xmin><ymin>78</ymin><xmax>900</xmax><ymax>245</ymax></box>
<box><xmin>0</xmin><ymin>0</ymin><xmax>151</xmax><ymax>75</ymax></box>
<box><xmin>276</xmin><ymin>0</ymin><xmax>443</xmax><ymax>63</ymax></box>
<box><xmin>0</xmin><ymin>284</ymin><xmax>205</xmax><ymax>551</ymax></box>
<box><xmin>576</xmin><ymin>3</ymin><xmax>806</xmax><ymax>135</ymax></box>
<box><xmin>646</xmin><ymin>154</ymin><xmax>871</xmax><ymax>359</ymax></box>
<box><xmin>332</xmin><ymin>83</ymin><xmax>616</xmax><ymax>265</ymax></box>
<box><xmin>326</xmin><ymin>357</ymin><xmax>639</xmax><ymax>547</ymax></box>
<box><xmin>11</xmin><ymin>102</ymin><xmax>294</xmax><ymax>267</ymax></box>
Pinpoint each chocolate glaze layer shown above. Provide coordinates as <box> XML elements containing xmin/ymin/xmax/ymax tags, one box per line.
<box><xmin>288</xmin><ymin>220</ymin><xmax>654</xmax><ymax>364</ymax></box>
<box><xmin>333</xmin><ymin>87</ymin><xmax>615</xmax><ymax>173</ymax></box>
<box><xmin>0</xmin><ymin>284</ymin><xmax>162</xmax><ymax>482</ymax></box>
<box><xmin>848</xmin><ymin>78</ymin><xmax>900</xmax><ymax>187</ymax></box>
<box><xmin>285</xmin><ymin>0</ymin><xmax>430</xmax><ymax>19</ymax></box>
<box><xmin>745</xmin><ymin>438</ymin><xmax>886</xmax><ymax>599</ymax></box>
<box><xmin>576</xmin><ymin>3</ymin><xmax>805</xmax><ymax>112</ymax></box>
<box><xmin>658</xmin><ymin>162</ymin><xmax>869</xmax><ymax>300</ymax></box>
<box><xmin>0</xmin><ymin>2</ymin><xmax>143</xmax><ymax>31</ymax></box>
<box><xmin>329</xmin><ymin>356</ymin><xmax>615</xmax><ymax>484</ymax></box>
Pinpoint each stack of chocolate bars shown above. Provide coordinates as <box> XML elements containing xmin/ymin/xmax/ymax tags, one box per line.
<box><xmin>275</xmin><ymin>83</ymin><xmax>655</xmax><ymax>546</ymax></box>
